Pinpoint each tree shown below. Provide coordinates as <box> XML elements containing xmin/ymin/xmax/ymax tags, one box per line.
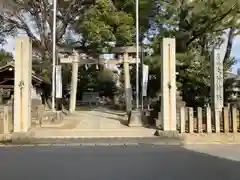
<box><xmin>0</xmin><ymin>0</ymin><xmax>136</xmax><ymax>85</ymax></box>
<box><xmin>112</xmin><ymin>0</ymin><xmax>157</xmax><ymax>41</ymax></box>
<box><xmin>0</xmin><ymin>0</ymin><xmax>93</xmax><ymax>81</ymax></box>
<box><xmin>0</xmin><ymin>49</ymin><xmax>13</xmax><ymax>66</ymax></box>
<box><xmin>145</xmin><ymin>0</ymin><xmax>240</xmax><ymax>106</ymax></box>
<box><xmin>74</xmin><ymin>0</ymin><xmax>134</xmax><ymax>56</ymax></box>
<box><xmin>77</xmin><ymin>64</ymin><xmax>117</xmax><ymax>99</ymax></box>
<box><xmin>153</xmin><ymin>0</ymin><xmax>240</xmax><ymax>52</ymax></box>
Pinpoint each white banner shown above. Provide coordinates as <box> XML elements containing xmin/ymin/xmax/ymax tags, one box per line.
<box><xmin>55</xmin><ymin>65</ymin><xmax>62</xmax><ymax>98</ymax></box>
<box><xmin>142</xmin><ymin>64</ymin><xmax>149</xmax><ymax>97</ymax></box>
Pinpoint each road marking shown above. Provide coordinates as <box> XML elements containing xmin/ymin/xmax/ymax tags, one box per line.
<box><xmin>21</xmin><ymin>144</ymin><xmax>35</xmax><ymax>147</ymax></box>
<box><xmin>36</xmin><ymin>144</ymin><xmax>52</xmax><ymax>146</ymax></box>
<box><xmin>51</xmin><ymin>144</ymin><xmax>67</xmax><ymax>147</ymax></box>
<box><xmin>66</xmin><ymin>143</ymin><xmax>82</xmax><ymax>146</ymax></box>
<box><xmin>81</xmin><ymin>143</ymin><xmax>96</xmax><ymax>146</ymax></box>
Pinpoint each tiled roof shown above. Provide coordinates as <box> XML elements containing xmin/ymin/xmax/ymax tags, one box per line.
<box><xmin>0</xmin><ymin>63</ymin><xmax>49</xmax><ymax>83</ymax></box>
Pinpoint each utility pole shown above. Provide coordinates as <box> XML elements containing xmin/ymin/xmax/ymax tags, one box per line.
<box><xmin>141</xmin><ymin>44</ymin><xmax>144</xmax><ymax>111</ymax></box>
<box><xmin>51</xmin><ymin>0</ymin><xmax>57</xmax><ymax>111</ymax></box>
<box><xmin>135</xmin><ymin>0</ymin><xmax>139</xmax><ymax>109</ymax></box>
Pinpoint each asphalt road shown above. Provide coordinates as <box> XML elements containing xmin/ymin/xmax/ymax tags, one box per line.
<box><xmin>0</xmin><ymin>145</ymin><xmax>239</xmax><ymax>180</ymax></box>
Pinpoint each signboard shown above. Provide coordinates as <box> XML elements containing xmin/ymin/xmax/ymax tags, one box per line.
<box><xmin>211</xmin><ymin>49</ymin><xmax>224</xmax><ymax>109</ymax></box>
<box><xmin>82</xmin><ymin>92</ymin><xmax>99</xmax><ymax>102</ymax></box>
<box><xmin>55</xmin><ymin>65</ymin><xmax>62</xmax><ymax>98</ymax></box>
<box><xmin>60</xmin><ymin>56</ymin><xmax>74</xmax><ymax>64</ymax></box>
<box><xmin>142</xmin><ymin>64</ymin><xmax>149</xmax><ymax>96</ymax></box>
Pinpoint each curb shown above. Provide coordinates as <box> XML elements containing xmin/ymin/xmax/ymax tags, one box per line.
<box><xmin>10</xmin><ymin>137</ymin><xmax>182</xmax><ymax>145</ymax></box>
<box><xmin>0</xmin><ymin>141</ymin><xmax>182</xmax><ymax>147</ymax></box>
<box><xmin>2</xmin><ymin>131</ymin><xmax>240</xmax><ymax>146</ymax></box>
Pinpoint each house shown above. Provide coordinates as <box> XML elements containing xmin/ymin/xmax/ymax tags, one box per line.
<box><xmin>0</xmin><ymin>63</ymin><xmax>51</xmax><ymax>107</ymax></box>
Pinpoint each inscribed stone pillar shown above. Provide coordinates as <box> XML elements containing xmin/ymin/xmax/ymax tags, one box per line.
<box><xmin>211</xmin><ymin>48</ymin><xmax>224</xmax><ymax>132</ymax></box>
<box><xmin>14</xmin><ymin>36</ymin><xmax>32</xmax><ymax>132</ymax></box>
<box><xmin>161</xmin><ymin>38</ymin><xmax>176</xmax><ymax>131</ymax></box>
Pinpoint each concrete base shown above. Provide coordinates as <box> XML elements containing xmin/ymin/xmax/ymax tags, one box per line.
<box><xmin>128</xmin><ymin>109</ymin><xmax>143</xmax><ymax>127</ymax></box>
<box><xmin>154</xmin><ymin>130</ymin><xmax>180</xmax><ymax>138</ymax></box>
<box><xmin>156</xmin><ymin>112</ymin><xmax>162</xmax><ymax>128</ymax></box>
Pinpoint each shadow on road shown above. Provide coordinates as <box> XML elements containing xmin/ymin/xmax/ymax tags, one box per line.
<box><xmin>0</xmin><ymin>145</ymin><xmax>239</xmax><ymax>180</ymax></box>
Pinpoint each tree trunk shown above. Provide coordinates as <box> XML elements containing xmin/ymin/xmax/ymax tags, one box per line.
<box><xmin>224</xmin><ymin>27</ymin><xmax>235</xmax><ymax>63</ymax></box>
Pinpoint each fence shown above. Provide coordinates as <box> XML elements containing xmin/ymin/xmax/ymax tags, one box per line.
<box><xmin>0</xmin><ymin>106</ymin><xmax>13</xmax><ymax>134</ymax></box>
<box><xmin>175</xmin><ymin>106</ymin><xmax>240</xmax><ymax>133</ymax></box>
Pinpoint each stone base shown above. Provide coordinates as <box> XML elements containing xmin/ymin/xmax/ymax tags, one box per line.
<box><xmin>128</xmin><ymin>109</ymin><xmax>143</xmax><ymax>127</ymax></box>
<box><xmin>154</xmin><ymin>130</ymin><xmax>180</xmax><ymax>139</ymax></box>
<box><xmin>156</xmin><ymin>112</ymin><xmax>162</xmax><ymax>129</ymax></box>
<box><xmin>11</xmin><ymin>131</ymin><xmax>34</xmax><ymax>143</ymax></box>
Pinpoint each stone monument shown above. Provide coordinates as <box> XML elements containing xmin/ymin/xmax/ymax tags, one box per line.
<box><xmin>160</xmin><ymin>38</ymin><xmax>177</xmax><ymax>131</ymax></box>
<box><xmin>14</xmin><ymin>36</ymin><xmax>32</xmax><ymax>132</ymax></box>
<box><xmin>211</xmin><ymin>46</ymin><xmax>224</xmax><ymax>133</ymax></box>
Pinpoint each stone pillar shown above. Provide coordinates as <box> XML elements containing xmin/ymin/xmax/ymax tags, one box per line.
<box><xmin>14</xmin><ymin>36</ymin><xmax>32</xmax><ymax>132</ymax></box>
<box><xmin>188</xmin><ymin>107</ymin><xmax>194</xmax><ymax>133</ymax></box>
<box><xmin>180</xmin><ymin>107</ymin><xmax>185</xmax><ymax>133</ymax></box>
<box><xmin>211</xmin><ymin>48</ymin><xmax>224</xmax><ymax>132</ymax></box>
<box><xmin>126</xmin><ymin>53</ymin><xmax>142</xmax><ymax>127</ymax></box>
<box><xmin>206</xmin><ymin>106</ymin><xmax>212</xmax><ymax>133</ymax></box>
<box><xmin>69</xmin><ymin>56</ymin><xmax>79</xmax><ymax>113</ymax></box>
<box><xmin>197</xmin><ymin>107</ymin><xmax>203</xmax><ymax>133</ymax></box>
<box><xmin>161</xmin><ymin>38</ymin><xmax>176</xmax><ymax>131</ymax></box>
<box><xmin>3</xmin><ymin>106</ymin><xmax>9</xmax><ymax>134</ymax></box>
<box><xmin>0</xmin><ymin>88</ymin><xmax>3</xmax><ymax>104</ymax></box>
<box><xmin>123</xmin><ymin>52</ymin><xmax>132</xmax><ymax>114</ymax></box>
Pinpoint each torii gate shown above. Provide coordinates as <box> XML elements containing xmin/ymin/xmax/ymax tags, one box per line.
<box><xmin>60</xmin><ymin>46</ymin><xmax>144</xmax><ymax>127</ymax></box>
<box><xmin>13</xmin><ymin>37</ymin><xmax>177</xmax><ymax>132</ymax></box>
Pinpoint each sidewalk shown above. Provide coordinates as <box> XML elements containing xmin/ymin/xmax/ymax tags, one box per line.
<box><xmin>6</xmin><ymin>108</ymin><xmax>240</xmax><ymax>144</ymax></box>
<box><xmin>181</xmin><ymin>133</ymin><xmax>240</xmax><ymax>144</ymax></box>
<box><xmin>30</xmin><ymin>108</ymin><xmax>156</xmax><ymax>138</ymax></box>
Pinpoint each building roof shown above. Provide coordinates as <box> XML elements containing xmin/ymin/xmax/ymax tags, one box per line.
<box><xmin>0</xmin><ymin>63</ymin><xmax>49</xmax><ymax>84</ymax></box>
<box><xmin>225</xmin><ymin>71</ymin><xmax>238</xmax><ymax>79</ymax></box>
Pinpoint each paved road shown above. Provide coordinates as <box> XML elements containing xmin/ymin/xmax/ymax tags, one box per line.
<box><xmin>0</xmin><ymin>145</ymin><xmax>239</xmax><ymax>180</ymax></box>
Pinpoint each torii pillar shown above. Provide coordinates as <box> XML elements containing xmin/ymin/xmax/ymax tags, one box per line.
<box><xmin>69</xmin><ymin>55</ymin><xmax>79</xmax><ymax>113</ymax></box>
<box><xmin>160</xmin><ymin>38</ymin><xmax>177</xmax><ymax>131</ymax></box>
<box><xmin>60</xmin><ymin>54</ymin><xmax>79</xmax><ymax>113</ymax></box>
<box><xmin>14</xmin><ymin>36</ymin><xmax>32</xmax><ymax>132</ymax></box>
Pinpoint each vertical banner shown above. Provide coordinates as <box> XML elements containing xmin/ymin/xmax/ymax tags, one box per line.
<box><xmin>55</xmin><ymin>65</ymin><xmax>62</xmax><ymax>98</ymax></box>
<box><xmin>142</xmin><ymin>64</ymin><xmax>149</xmax><ymax>97</ymax></box>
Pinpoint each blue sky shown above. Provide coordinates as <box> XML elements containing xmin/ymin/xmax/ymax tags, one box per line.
<box><xmin>2</xmin><ymin>35</ymin><xmax>240</xmax><ymax>72</ymax></box>
<box><xmin>231</xmin><ymin>35</ymin><xmax>240</xmax><ymax>72</ymax></box>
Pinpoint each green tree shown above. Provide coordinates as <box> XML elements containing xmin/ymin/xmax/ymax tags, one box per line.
<box><xmin>0</xmin><ymin>0</ymin><xmax>136</xmax><ymax>91</ymax></box>
<box><xmin>76</xmin><ymin>0</ymin><xmax>134</xmax><ymax>55</ymax></box>
<box><xmin>112</xmin><ymin>0</ymin><xmax>157</xmax><ymax>40</ymax></box>
<box><xmin>0</xmin><ymin>49</ymin><xmax>13</xmax><ymax>66</ymax></box>
<box><xmin>145</xmin><ymin>0</ymin><xmax>240</xmax><ymax>106</ymax></box>
<box><xmin>77</xmin><ymin>64</ymin><xmax>117</xmax><ymax>99</ymax></box>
